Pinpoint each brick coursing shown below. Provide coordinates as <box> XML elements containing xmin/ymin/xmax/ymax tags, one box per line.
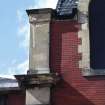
<box><xmin>50</xmin><ymin>20</ymin><xmax>105</xmax><ymax>105</ymax></box>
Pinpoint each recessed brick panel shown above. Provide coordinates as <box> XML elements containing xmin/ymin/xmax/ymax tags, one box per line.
<box><xmin>50</xmin><ymin>20</ymin><xmax>105</xmax><ymax>105</ymax></box>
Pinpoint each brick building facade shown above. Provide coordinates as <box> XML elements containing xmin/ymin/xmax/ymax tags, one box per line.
<box><xmin>21</xmin><ymin>0</ymin><xmax>105</xmax><ymax>105</ymax></box>
<box><xmin>50</xmin><ymin>16</ymin><xmax>105</xmax><ymax>105</ymax></box>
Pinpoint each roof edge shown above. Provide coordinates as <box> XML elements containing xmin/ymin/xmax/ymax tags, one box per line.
<box><xmin>26</xmin><ymin>8</ymin><xmax>54</xmax><ymax>15</ymax></box>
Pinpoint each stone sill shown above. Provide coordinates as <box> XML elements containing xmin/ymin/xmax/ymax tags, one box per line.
<box><xmin>81</xmin><ymin>68</ymin><xmax>105</xmax><ymax>76</ymax></box>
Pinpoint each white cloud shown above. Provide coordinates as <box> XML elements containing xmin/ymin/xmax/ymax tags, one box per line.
<box><xmin>17</xmin><ymin>59</ymin><xmax>29</xmax><ymax>73</ymax></box>
<box><xmin>0</xmin><ymin>75</ymin><xmax>15</xmax><ymax>79</ymax></box>
<box><xmin>17</xmin><ymin>10</ymin><xmax>23</xmax><ymax>23</ymax></box>
<box><xmin>18</xmin><ymin>23</ymin><xmax>30</xmax><ymax>51</ymax></box>
<box><xmin>29</xmin><ymin>0</ymin><xmax>58</xmax><ymax>9</ymax></box>
<box><xmin>6</xmin><ymin>59</ymin><xmax>29</xmax><ymax>75</ymax></box>
<box><xmin>4</xmin><ymin>10</ymin><xmax>30</xmax><ymax>76</ymax></box>
<box><xmin>42</xmin><ymin>0</ymin><xmax>58</xmax><ymax>8</ymax></box>
<box><xmin>17</xmin><ymin>10</ymin><xmax>30</xmax><ymax>52</ymax></box>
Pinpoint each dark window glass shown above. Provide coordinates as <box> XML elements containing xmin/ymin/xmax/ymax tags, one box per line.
<box><xmin>89</xmin><ymin>0</ymin><xmax>105</xmax><ymax>69</ymax></box>
<box><xmin>0</xmin><ymin>96</ymin><xmax>7</xmax><ymax>105</ymax></box>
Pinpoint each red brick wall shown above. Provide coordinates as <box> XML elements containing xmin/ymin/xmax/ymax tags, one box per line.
<box><xmin>7</xmin><ymin>92</ymin><xmax>25</xmax><ymax>105</ymax></box>
<box><xmin>50</xmin><ymin>20</ymin><xmax>105</xmax><ymax>105</ymax></box>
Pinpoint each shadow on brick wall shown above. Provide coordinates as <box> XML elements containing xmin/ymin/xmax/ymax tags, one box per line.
<box><xmin>51</xmin><ymin>79</ymin><xmax>95</xmax><ymax>105</ymax></box>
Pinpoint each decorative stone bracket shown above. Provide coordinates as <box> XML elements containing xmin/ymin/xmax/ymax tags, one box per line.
<box><xmin>15</xmin><ymin>73</ymin><xmax>60</xmax><ymax>89</ymax></box>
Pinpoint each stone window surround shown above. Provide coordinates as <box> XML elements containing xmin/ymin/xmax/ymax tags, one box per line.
<box><xmin>78</xmin><ymin>0</ymin><xmax>105</xmax><ymax>76</ymax></box>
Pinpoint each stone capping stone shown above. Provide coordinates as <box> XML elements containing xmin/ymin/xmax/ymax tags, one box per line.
<box><xmin>26</xmin><ymin>8</ymin><xmax>53</xmax><ymax>16</ymax></box>
<box><xmin>82</xmin><ymin>69</ymin><xmax>105</xmax><ymax>76</ymax></box>
<box><xmin>27</xmin><ymin>9</ymin><xmax>53</xmax><ymax>24</ymax></box>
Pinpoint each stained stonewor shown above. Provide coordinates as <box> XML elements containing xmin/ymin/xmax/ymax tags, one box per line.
<box><xmin>78</xmin><ymin>0</ymin><xmax>91</xmax><ymax>75</ymax></box>
<box><xmin>26</xmin><ymin>9</ymin><xmax>52</xmax><ymax>105</ymax></box>
<box><xmin>28</xmin><ymin>9</ymin><xmax>52</xmax><ymax>74</ymax></box>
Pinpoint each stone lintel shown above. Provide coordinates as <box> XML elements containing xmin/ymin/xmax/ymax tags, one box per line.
<box><xmin>82</xmin><ymin>69</ymin><xmax>105</xmax><ymax>76</ymax></box>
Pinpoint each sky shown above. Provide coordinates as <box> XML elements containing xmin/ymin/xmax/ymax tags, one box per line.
<box><xmin>0</xmin><ymin>0</ymin><xmax>58</xmax><ymax>77</ymax></box>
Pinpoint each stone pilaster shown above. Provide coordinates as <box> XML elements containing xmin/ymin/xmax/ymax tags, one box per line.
<box><xmin>28</xmin><ymin>9</ymin><xmax>52</xmax><ymax>74</ymax></box>
<box><xmin>78</xmin><ymin>0</ymin><xmax>91</xmax><ymax>75</ymax></box>
<box><xmin>26</xmin><ymin>9</ymin><xmax>52</xmax><ymax>105</ymax></box>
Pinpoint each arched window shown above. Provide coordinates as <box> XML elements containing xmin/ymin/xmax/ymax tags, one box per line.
<box><xmin>89</xmin><ymin>0</ymin><xmax>105</xmax><ymax>69</ymax></box>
